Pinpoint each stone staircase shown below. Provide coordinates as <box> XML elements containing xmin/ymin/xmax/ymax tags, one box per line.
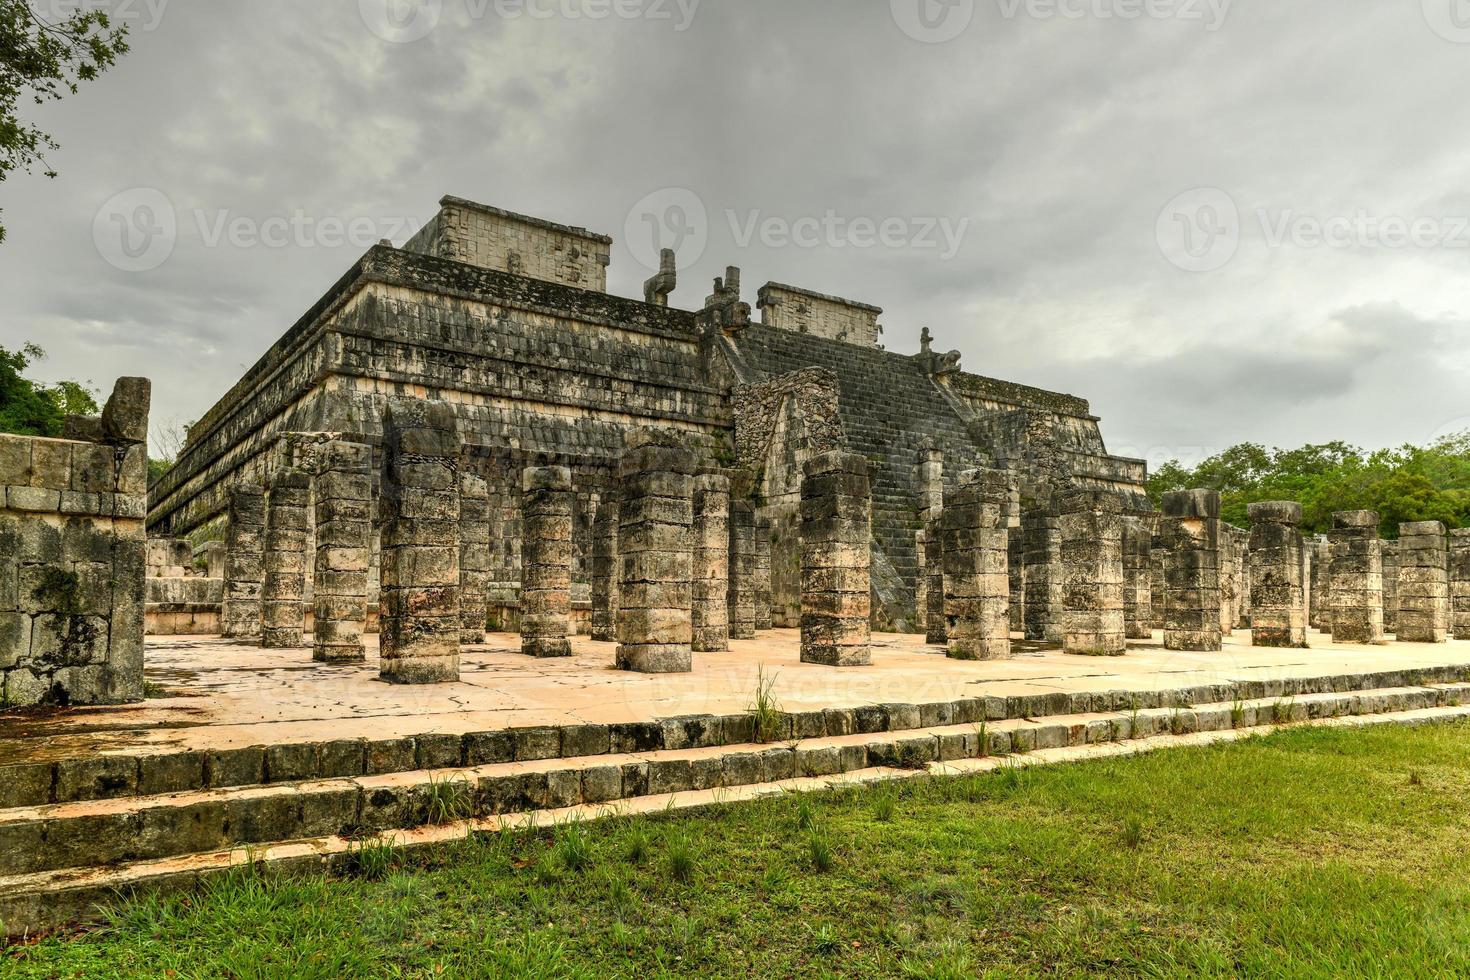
<box><xmin>5</xmin><ymin>661</ymin><xmax>1470</xmax><ymax>938</ymax></box>
<box><xmin>733</xmin><ymin>326</ymin><xmax>987</xmax><ymax>616</ymax></box>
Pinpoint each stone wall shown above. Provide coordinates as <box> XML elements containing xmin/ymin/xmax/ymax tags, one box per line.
<box><xmin>403</xmin><ymin>196</ymin><xmax>611</xmax><ymax>291</ymax></box>
<box><xmin>757</xmin><ymin>282</ymin><xmax>883</xmax><ymax>348</ymax></box>
<box><xmin>0</xmin><ymin>378</ymin><xmax>149</xmax><ymax>706</ymax></box>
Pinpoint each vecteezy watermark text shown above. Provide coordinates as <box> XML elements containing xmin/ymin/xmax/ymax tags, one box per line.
<box><xmin>891</xmin><ymin>0</ymin><xmax>1230</xmax><ymax>42</ymax></box>
<box><xmin>33</xmin><ymin>0</ymin><xmax>169</xmax><ymax>30</ymax></box>
<box><xmin>728</xmin><ymin>210</ymin><xmax>971</xmax><ymax>261</ymax></box>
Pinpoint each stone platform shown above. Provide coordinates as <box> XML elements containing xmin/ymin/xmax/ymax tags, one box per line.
<box><xmin>5</xmin><ymin>628</ymin><xmax>1469</xmax><ymax>772</ymax></box>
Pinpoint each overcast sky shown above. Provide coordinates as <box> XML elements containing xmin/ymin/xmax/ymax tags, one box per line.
<box><xmin>4</xmin><ymin>0</ymin><xmax>1470</xmax><ymax>472</ymax></box>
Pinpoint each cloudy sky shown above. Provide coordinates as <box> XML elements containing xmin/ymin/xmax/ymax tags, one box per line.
<box><xmin>4</xmin><ymin>0</ymin><xmax>1470</xmax><ymax>471</ymax></box>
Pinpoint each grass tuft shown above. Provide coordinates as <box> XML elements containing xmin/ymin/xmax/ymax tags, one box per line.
<box><xmin>807</xmin><ymin>825</ymin><xmax>835</xmax><ymax>873</ymax></box>
<box><xmin>667</xmin><ymin>831</ymin><xmax>696</xmax><ymax>883</ymax></box>
<box><xmin>749</xmin><ymin>666</ymin><xmax>787</xmax><ymax>743</ymax></box>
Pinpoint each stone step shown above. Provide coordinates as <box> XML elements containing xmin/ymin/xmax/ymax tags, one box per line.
<box><xmin>3</xmin><ymin>682</ymin><xmax>1467</xmax><ymax>880</ymax></box>
<box><xmin>7</xmin><ymin>698</ymin><xmax>1470</xmax><ymax>940</ymax></box>
<box><xmin>9</xmin><ymin>662</ymin><xmax>1468</xmax><ymax>812</ymax></box>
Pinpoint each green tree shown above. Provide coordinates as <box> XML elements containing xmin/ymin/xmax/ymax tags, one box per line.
<box><xmin>1</xmin><ymin>1</ymin><xmax>129</xmax><ymax>243</ymax></box>
<box><xmin>0</xmin><ymin>342</ymin><xmax>99</xmax><ymax>436</ymax></box>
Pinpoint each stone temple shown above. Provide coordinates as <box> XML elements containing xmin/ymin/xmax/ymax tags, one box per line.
<box><xmin>146</xmin><ymin>195</ymin><xmax>1147</xmax><ymax>636</ymax></box>
<box><xmin>7</xmin><ymin>194</ymin><xmax>1470</xmax><ymax>938</ymax></box>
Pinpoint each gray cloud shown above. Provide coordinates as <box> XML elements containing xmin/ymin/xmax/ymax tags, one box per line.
<box><xmin>2</xmin><ymin>0</ymin><xmax>1468</xmax><ymax>464</ymax></box>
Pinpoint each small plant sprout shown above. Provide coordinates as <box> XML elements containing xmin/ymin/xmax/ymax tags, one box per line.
<box><xmin>422</xmin><ymin>771</ymin><xmax>474</xmax><ymax>825</ymax></box>
<box><xmin>749</xmin><ymin>666</ymin><xmax>787</xmax><ymax>744</ymax></box>
<box><xmin>1230</xmin><ymin>698</ymin><xmax>1246</xmax><ymax>729</ymax></box>
<box><xmin>553</xmin><ymin>818</ymin><xmax>592</xmax><ymax>872</ymax></box>
<box><xmin>807</xmin><ymin>825</ymin><xmax>835</xmax><ymax>872</ymax></box>
<box><xmin>1121</xmin><ymin>814</ymin><xmax>1145</xmax><ymax>850</ymax></box>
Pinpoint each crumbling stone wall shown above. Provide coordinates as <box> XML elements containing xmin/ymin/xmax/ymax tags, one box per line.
<box><xmin>0</xmin><ymin>378</ymin><xmax>149</xmax><ymax>707</ymax></box>
<box><xmin>756</xmin><ymin>282</ymin><xmax>883</xmax><ymax>348</ymax></box>
<box><xmin>403</xmin><ymin>196</ymin><xmax>612</xmax><ymax>291</ymax></box>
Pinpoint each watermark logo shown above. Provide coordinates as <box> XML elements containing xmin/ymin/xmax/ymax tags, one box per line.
<box><xmin>93</xmin><ymin>187</ymin><xmax>177</xmax><ymax>273</ymax></box>
<box><xmin>34</xmin><ymin>0</ymin><xmax>170</xmax><ymax>31</ymax></box>
<box><xmin>360</xmin><ymin>0</ymin><xmax>443</xmax><ymax>43</ymax></box>
<box><xmin>625</xmin><ymin>187</ymin><xmax>709</xmax><ymax>272</ymax></box>
<box><xmin>891</xmin><ymin>0</ymin><xmax>976</xmax><ymax>43</ymax></box>
<box><xmin>728</xmin><ymin>209</ymin><xmax>971</xmax><ymax>260</ymax></box>
<box><xmin>996</xmin><ymin>0</ymin><xmax>1231</xmax><ymax>30</ymax></box>
<box><xmin>1157</xmin><ymin>187</ymin><xmax>1240</xmax><ymax>273</ymax></box>
<box><xmin>1421</xmin><ymin>0</ymin><xmax>1470</xmax><ymax>42</ymax></box>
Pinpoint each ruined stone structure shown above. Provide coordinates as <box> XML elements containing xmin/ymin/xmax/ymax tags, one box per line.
<box><xmin>691</xmin><ymin>471</ymin><xmax>731</xmax><ymax>652</ymax></box>
<box><xmin>0</xmin><ymin>378</ymin><xmax>149</xmax><ymax>706</ymax></box>
<box><xmin>726</xmin><ymin>471</ymin><xmax>759</xmax><ymax>640</ymax></box>
<box><xmin>1328</xmin><ymin>511</ymin><xmax>1384</xmax><ymax>645</ymax></box>
<box><xmin>221</xmin><ymin>484</ymin><xmax>265</xmax><ymax>640</ymax></box>
<box><xmin>1396</xmin><ymin>521</ymin><xmax>1449</xmax><ymax>643</ymax></box>
<box><xmin>458</xmin><ymin>474</ymin><xmax>491</xmax><ymax>644</ymax></box>
<box><xmin>379</xmin><ymin>400</ymin><xmax>462</xmax><ymax>684</ymax></box>
<box><xmin>616</xmin><ymin>432</ymin><xmax>696</xmax><ymax>673</ymax></box>
<box><xmin>1122</xmin><ymin>515</ymin><xmax>1153</xmax><ymax>639</ymax></box>
<box><xmin>1247</xmin><ymin>501</ymin><xmax>1306</xmax><ymax>648</ymax></box>
<box><xmin>1381</xmin><ymin>539</ymin><xmax>1401</xmax><ymax>635</ymax></box>
<box><xmin>942</xmin><ymin>469</ymin><xmax>1011</xmax><ymax>660</ymax></box>
<box><xmin>260</xmin><ymin>469</ymin><xmax>310</xmax><ymax>649</ymax></box>
<box><xmin>1023</xmin><ymin>497</ymin><xmax>1064</xmax><ymax>643</ymax></box>
<box><xmin>799</xmin><ymin>451</ymin><xmax>872</xmax><ymax>666</ymax></box>
<box><xmin>590</xmin><ymin>494</ymin><xmax>619</xmax><ymax>642</ymax></box>
<box><xmin>520</xmin><ymin>466</ymin><xmax>573</xmax><ymax>658</ymax></box>
<box><xmin>924</xmin><ymin>513</ymin><xmax>947</xmax><ymax>645</ymax></box>
<box><xmin>1450</xmin><ymin>529</ymin><xmax>1470</xmax><ymax>641</ymax></box>
<box><xmin>312</xmin><ymin>441</ymin><xmax>372</xmax><ymax>663</ymax></box>
<box><xmin>1059</xmin><ymin>490</ymin><xmax>1126</xmax><ymax>656</ymax></box>
<box><xmin>1309</xmin><ymin>538</ymin><xmax>1331</xmax><ymax>633</ymax></box>
<box><xmin>1160</xmin><ymin>490</ymin><xmax>1223</xmax><ymax>652</ymax></box>
<box><xmin>145</xmin><ymin>196</ymin><xmax>1145</xmax><ymax>636</ymax></box>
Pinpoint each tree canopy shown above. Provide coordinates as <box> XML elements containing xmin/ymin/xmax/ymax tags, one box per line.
<box><xmin>1147</xmin><ymin>436</ymin><xmax>1470</xmax><ymax>538</ymax></box>
<box><xmin>0</xmin><ymin>342</ymin><xmax>98</xmax><ymax>436</ymax></box>
<box><xmin>1</xmin><ymin>1</ymin><xmax>129</xmax><ymax>243</ymax></box>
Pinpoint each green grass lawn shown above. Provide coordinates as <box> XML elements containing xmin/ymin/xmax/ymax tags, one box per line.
<box><xmin>8</xmin><ymin>721</ymin><xmax>1470</xmax><ymax>978</ymax></box>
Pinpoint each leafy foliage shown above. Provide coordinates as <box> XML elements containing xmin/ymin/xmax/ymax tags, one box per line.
<box><xmin>0</xmin><ymin>342</ymin><xmax>98</xmax><ymax>437</ymax></box>
<box><xmin>1</xmin><ymin>1</ymin><xmax>130</xmax><ymax>243</ymax></box>
<box><xmin>1148</xmin><ymin>435</ymin><xmax>1470</xmax><ymax>537</ymax></box>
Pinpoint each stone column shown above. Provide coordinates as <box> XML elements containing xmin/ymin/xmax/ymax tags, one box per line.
<box><xmin>617</xmin><ymin>432</ymin><xmax>696</xmax><ymax>673</ymax></box>
<box><xmin>727</xmin><ymin>471</ymin><xmax>759</xmax><ymax>640</ymax></box>
<box><xmin>800</xmin><ymin>450</ymin><xmax>872</xmax><ymax>666</ymax></box>
<box><xmin>1122</xmin><ymin>515</ymin><xmax>1153</xmax><ymax>640</ymax></box>
<box><xmin>379</xmin><ymin>400</ymin><xmax>462</xmax><ymax>685</ymax></box>
<box><xmin>1380</xmin><ymin>539</ymin><xmax>1401</xmax><ymax>636</ymax></box>
<box><xmin>261</xmin><ymin>469</ymin><xmax>311</xmax><ymax>649</ymax></box>
<box><xmin>942</xmin><ymin>469</ymin><xmax>1011</xmax><ymax>660</ymax></box>
<box><xmin>1149</xmin><ymin>538</ymin><xmax>1169</xmax><ymax>631</ymax></box>
<box><xmin>1060</xmin><ymin>490</ymin><xmax>1125</xmax><ymax>656</ymax></box>
<box><xmin>1309</xmin><ymin>538</ymin><xmax>1331</xmax><ymax>632</ymax></box>
<box><xmin>457</xmin><ymin>474</ymin><xmax>491</xmax><ymax>644</ymax></box>
<box><xmin>520</xmin><ymin>466</ymin><xmax>573</xmax><ymax>658</ymax></box>
<box><xmin>1008</xmin><ymin>527</ymin><xmax>1026</xmax><ymax>635</ymax></box>
<box><xmin>1217</xmin><ymin>528</ymin><xmax>1236</xmax><ymax>636</ymax></box>
<box><xmin>1397</xmin><ymin>521</ymin><xmax>1449</xmax><ymax>643</ymax></box>
<box><xmin>1161</xmin><ymin>489</ymin><xmax>1223</xmax><ymax>652</ymax></box>
<box><xmin>1450</xmin><ymin>529</ymin><xmax>1470</xmax><ymax>640</ymax></box>
<box><xmin>590</xmin><ymin>491</ymin><xmax>620</xmax><ymax>642</ymax></box>
<box><xmin>1247</xmin><ymin>501</ymin><xmax>1306</xmax><ymax>648</ymax></box>
<box><xmin>924</xmin><ymin>511</ymin><xmax>947</xmax><ymax>644</ymax></box>
<box><xmin>1023</xmin><ymin>496</ymin><xmax>1063</xmax><ymax>643</ymax></box>
<box><xmin>692</xmin><ymin>470</ymin><xmax>731</xmax><ymax>652</ymax></box>
<box><xmin>221</xmin><ymin>483</ymin><xmax>266</xmax><ymax>640</ymax></box>
<box><xmin>312</xmin><ymin>441</ymin><xmax>371</xmax><ymax>663</ymax></box>
<box><xmin>1327</xmin><ymin>511</ymin><xmax>1384</xmax><ymax>644</ymax></box>
<box><xmin>914</xmin><ymin>528</ymin><xmax>928</xmax><ymax>634</ymax></box>
<box><xmin>753</xmin><ymin>515</ymin><xmax>773</xmax><ymax>631</ymax></box>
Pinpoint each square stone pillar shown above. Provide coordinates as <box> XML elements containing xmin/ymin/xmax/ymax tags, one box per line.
<box><xmin>521</xmin><ymin>466</ymin><xmax>573</xmax><ymax>658</ymax></box>
<box><xmin>458</xmin><ymin>474</ymin><xmax>491</xmax><ymax>645</ymax></box>
<box><xmin>800</xmin><ymin>451</ymin><xmax>872</xmax><ymax>666</ymax></box>
<box><xmin>1122</xmin><ymin>515</ymin><xmax>1154</xmax><ymax>640</ymax></box>
<box><xmin>1328</xmin><ymin>511</ymin><xmax>1384</xmax><ymax>644</ymax></box>
<box><xmin>1397</xmin><ymin>521</ymin><xmax>1449</xmax><ymax>643</ymax></box>
<box><xmin>1060</xmin><ymin>490</ymin><xmax>1126</xmax><ymax>656</ymax></box>
<box><xmin>590</xmin><ymin>492</ymin><xmax>620</xmax><ymax>642</ymax></box>
<box><xmin>942</xmin><ymin>469</ymin><xmax>1011</xmax><ymax>660</ymax></box>
<box><xmin>261</xmin><ymin>469</ymin><xmax>311</xmax><ymax>649</ymax></box>
<box><xmin>379</xmin><ymin>400</ymin><xmax>462</xmax><ymax>685</ymax></box>
<box><xmin>692</xmin><ymin>470</ymin><xmax>731</xmax><ymax>652</ymax></box>
<box><xmin>1161</xmin><ymin>489</ymin><xmax>1223</xmax><ymax>652</ymax></box>
<box><xmin>1381</xmin><ymin>539</ymin><xmax>1401</xmax><ymax>635</ymax></box>
<box><xmin>753</xmin><ymin>515</ymin><xmax>774</xmax><ymax>631</ymax></box>
<box><xmin>1450</xmin><ymin>529</ymin><xmax>1470</xmax><ymax>640</ymax></box>
<box><xmin>1217</xmin><ymin>527</ymin><xmax>1236</xmax><ymax>636</ymax></box>
<box><xmin>914</xmin><ymin>528</ymin><xmax>928</xmax><ymax>634</ymax></box>
<box><xmin>924</xmin><ymin>511</ymin><xmax>947</xmax><ymax>644</ymax></box>
<box><xmin>617</xmin><ymin>432</ymin><xmax>696</xmax><ymax>673</ymax></box>
<box><xmin>727</xmin><ymin>470</ymin><xmax>759</xmax><ymax>640</ymax></box>
<box><xmin>1310</xmin><ymin>538</ymin><xmax>1331</xmax><ymax>632</ymax></box>
<box><xmin>1008</xmin><ymin>526</ymin><xmax>1026</xmax><ymax>635</ymax></box>
<box><xmin>1149</xmin><ymin>538</ymin><xmax>1169</xmax><ymax>631</ymax></box>
<box><xmin>221</xmin><ymin>483</ymin><xmax>265</xmax><ymax>640</ymax></box>
<box><xmin>312</xmin><ymin>441</ymin><xmax>371</xmax><ymax>664</ymax></box>
<box><xmin>1247</xmin><ymin>501</ymin><xmax>1306</xmax><ymax>648</ymax></box>
<box><xmin>1023</xmin><ymin>497</ymin><xmax>1063</xmax><ymax>643</ymax></box>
